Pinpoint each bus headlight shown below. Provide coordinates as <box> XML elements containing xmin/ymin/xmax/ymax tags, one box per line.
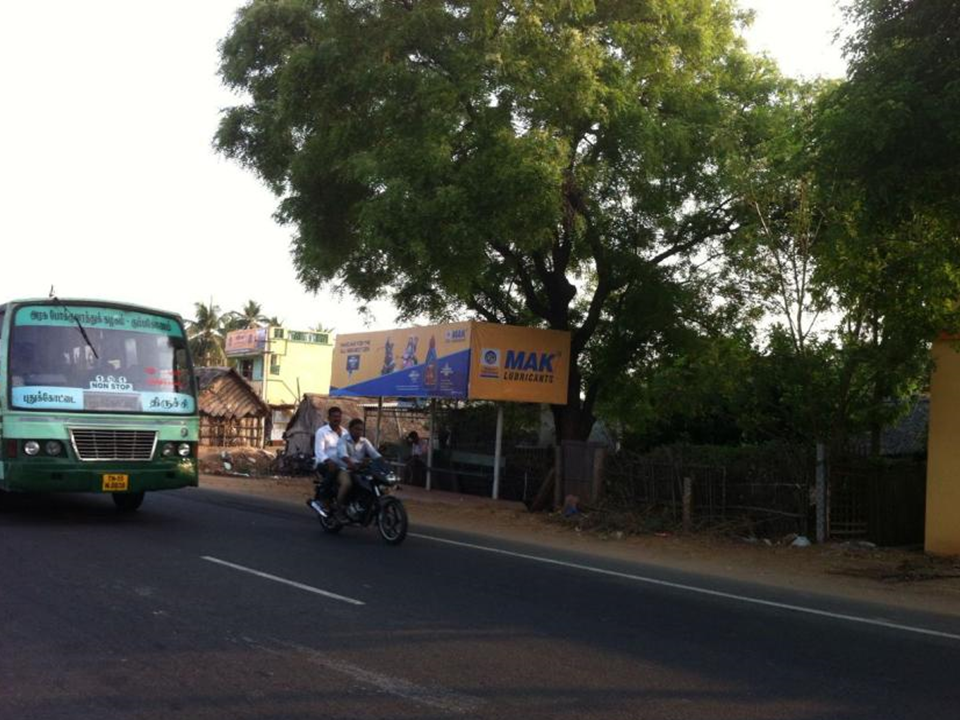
<box><xmin>24</xmin><ymin>441</ymin><xmax>41</xmax><ymax>456</ymax></box>
<box><xmin>161</xmin><ymin>443</ymin><xmax>176</xmax><ymax>458</ymax></box>
<box><xmin>45</xmin><ymin>441</ymin><xmax>63</xmax><ymax>456</ymax></box>
<box><xmin>177</xmin><ymin>443</ymin><xmax>191</xmax><ymax>458</ymax></box>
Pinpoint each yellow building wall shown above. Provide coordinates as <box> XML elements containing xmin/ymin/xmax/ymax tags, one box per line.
<box><xmin>263</xmin><ymin>335</ymin><xmax>333</xmax><ymax>406</ymax></box>
<box><xmin>926</xmin><ymin>340</ymin><xmax>960</xmax><ymax>555</ymax></box>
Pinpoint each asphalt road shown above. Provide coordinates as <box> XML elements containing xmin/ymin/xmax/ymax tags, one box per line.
<box><xmin>2</xmin><ymin>486</ymin><xmax>959</xmax><ymax>720</ymax></box>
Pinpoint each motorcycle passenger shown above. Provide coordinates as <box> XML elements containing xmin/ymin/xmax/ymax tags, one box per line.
<box><xmin>312</xmin><ymin>406</ymin><xmax>347</xmax><ymax>511</ymax></box>
<box><xmin>334</xmin><ymin>419</ymin><xmax>382</xmax><ymax>520</ymax></box>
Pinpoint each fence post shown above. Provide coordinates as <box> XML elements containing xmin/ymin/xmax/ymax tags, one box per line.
<box><xmin>492</xmin><ymin>404</ymin><xmax>504</xmax><ymax>500</ymax></box>
<box><xmin>816</xmin><ymin>442</ymin><xmax>828</xmax><ymax>543</ymax></box>
<box><xmin>554</xmin><ymin>443</ymin><xmax>564</xmax><ymax>509</ymax></box>
<box><xmin>682</xmin><ymin>476</ymin><xmax>693</xmax><ymax>533</ymax></box>
<box><xmin>590</xmin><ymin>446</ymin><xmax>606</xmax><ymax>504</ymax></box>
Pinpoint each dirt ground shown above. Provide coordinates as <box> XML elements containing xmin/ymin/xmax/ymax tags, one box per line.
<box><xmin>198</xmin><ymin>473</ymin><xmax>960</xmax><ymax>618</ymax></box>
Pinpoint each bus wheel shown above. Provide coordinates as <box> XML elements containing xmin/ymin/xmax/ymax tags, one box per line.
<box><xmin>113</xmin><ymin>492</ymin><xmax>145</xmax><ymax>513</ymax></box>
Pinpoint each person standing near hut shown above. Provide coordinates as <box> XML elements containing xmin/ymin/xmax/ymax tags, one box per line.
<box><xmin>404</xmin><ymin>431</ymin><xmax>426</xmax><ymax>486</ymax></box>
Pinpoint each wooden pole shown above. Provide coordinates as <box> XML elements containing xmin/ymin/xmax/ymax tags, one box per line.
<box><xmin>816</xmin><ymin>442</ymin><xmax>828</xmax><ymax>543</ymax></box>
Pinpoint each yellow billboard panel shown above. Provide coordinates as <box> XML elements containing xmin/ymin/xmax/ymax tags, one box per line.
<box><xmin>331</xmin><ymin>322</ymin><xmax>472</xmax><ymax>398</ymax></box>
<box><xmin>331</xmin><ymin>321</ymin><xmax>572</xmax><ymax>404</ymax></box>
<box><xmin>468</xmin><ymin>322</ymin><xmax>570</xmax><ymax>404</ymax></box>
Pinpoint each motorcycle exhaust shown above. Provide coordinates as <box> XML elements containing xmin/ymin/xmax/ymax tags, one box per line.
<box><xmin>307</xmin><ymin>499</ymin><xmax>329</xmax><ymax>518</ymax></box>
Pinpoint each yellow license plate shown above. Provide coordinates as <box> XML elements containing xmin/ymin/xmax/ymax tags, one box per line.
<box><xmin>102</xmin><ymin>474</ymin><xmax>129</xmax><ymax>492</ymax></box>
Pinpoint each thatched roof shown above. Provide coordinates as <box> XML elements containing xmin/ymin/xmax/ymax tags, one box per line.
<box><xmin>195</xmin><ymin>367</ymin><xmax>270</xmax><ymax>420</ymax></box>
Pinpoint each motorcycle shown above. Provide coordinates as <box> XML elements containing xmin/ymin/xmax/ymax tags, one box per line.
<box><xmin>307</xmin><ymin>459</ymin><xmax>408</xmax><ymax>545</ymax></box>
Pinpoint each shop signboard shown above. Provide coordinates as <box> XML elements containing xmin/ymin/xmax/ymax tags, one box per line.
<box><xmin>225</xmin><ymin>328</ymin><xmax>268</xmax><ymax>356</ymax></box>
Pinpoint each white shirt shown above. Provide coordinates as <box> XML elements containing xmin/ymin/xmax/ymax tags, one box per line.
<box><xmin>336</xmin><ymin>434</ymin><xmax>382</xmax><ymax>469</ymax></box>
<box><xmin>314</xmin><ymin>423</ymin><xmax>347</xmax><ymax>466</ymax></box>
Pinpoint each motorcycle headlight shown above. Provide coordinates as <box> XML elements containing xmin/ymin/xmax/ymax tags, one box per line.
<box><xmin>386</xmin><ymin>472</ymin><xmax>398</xmax><ymax>485</ymax></box>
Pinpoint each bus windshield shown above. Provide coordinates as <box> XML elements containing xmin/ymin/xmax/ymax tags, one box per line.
<box><xmin>8</xmin><ymin>304</ymin><xmax>196</xmax><ymax>415</ymax></box>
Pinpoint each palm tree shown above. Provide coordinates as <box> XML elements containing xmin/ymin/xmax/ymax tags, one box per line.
<box><xmin>311</xmin><ymin>324</ymin><xmax>335</xmax><ymax>335</ymax></box>
<box><xmin>187</xmin><ymin>301</ymin><xmax>227</xmax><ymax>366</ymax></box>
<box><xmin>225</xmin><ymin>300</ymin><xmax>269</xmax><ymax>331</ymax></box>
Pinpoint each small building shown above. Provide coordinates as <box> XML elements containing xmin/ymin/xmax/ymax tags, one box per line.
<box><xmin>225</xmin><ymin>326</ymin><xmax>334</xmax><ymax>443</ymax></box>
<box><xmin>196</xmin><ymin>367</ymin><xmax>271</xmax><ymax>447</ymax></box>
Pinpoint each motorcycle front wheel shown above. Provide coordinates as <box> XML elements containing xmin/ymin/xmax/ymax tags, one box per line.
<box><xmin>377</xmin><ymin>497</ymin><xmax>408</xmax><ymax>545</ymax></box>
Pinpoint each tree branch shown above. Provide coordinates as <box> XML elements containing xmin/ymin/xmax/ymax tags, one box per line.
<box><xmin>489</xmin><ymin>240</ymin><xmax>551</xmax><ymax>320</ymax></box>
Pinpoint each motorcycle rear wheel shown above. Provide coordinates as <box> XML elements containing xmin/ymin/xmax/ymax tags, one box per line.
<box><xmin>377</xmin><ymin>497</ymin><xmax>408</xmax><ymax>545</ymax></box>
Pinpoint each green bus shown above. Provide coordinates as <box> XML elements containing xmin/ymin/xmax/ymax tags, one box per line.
<box><xmin>0</xmin><ymin>299</ymin><xmax>199</xmax><ymax>511</ymax></box>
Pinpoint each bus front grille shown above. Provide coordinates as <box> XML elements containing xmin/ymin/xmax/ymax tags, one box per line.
<box><xmin>69</xmin><ymin>429</ymin><xmax>157</xmax><ymax>462</ymax></box>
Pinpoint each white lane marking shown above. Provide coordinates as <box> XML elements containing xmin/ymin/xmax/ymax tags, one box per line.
<box><xmin>410</xmin><ymin>533</ymin><xmax>960</xmax><ymax>642</ymax></box>
<box><xmin>201</xmin><ymin>556</ymin><xmax>364</xmax><ymax>606</ymax></box>
<box><xmin>250</xmin><ymin>638</ymin><xmax>483</xmax><ymax>715</ymax></box>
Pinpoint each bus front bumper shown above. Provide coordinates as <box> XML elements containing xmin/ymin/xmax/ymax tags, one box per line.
<box><xmin>1</xmin><ymin>459</ymin><xmax>199</xmax><ymax>493</ymax></box>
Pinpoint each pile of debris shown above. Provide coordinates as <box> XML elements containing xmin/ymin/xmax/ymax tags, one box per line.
<box><xmin>199</xmin><ymin>447</ymin><xmax>278</xmax><ymax>477</ymax></box>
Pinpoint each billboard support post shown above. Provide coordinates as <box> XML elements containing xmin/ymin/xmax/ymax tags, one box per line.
<box><xmin>493</xmin><ymin>404</ymin><xmax>504</xmax><ymax>500</ymax></box>
<box><xmin>426</xmin><ymin>398</ymin><xmax>436</xmax><ymax>491</ymax></box>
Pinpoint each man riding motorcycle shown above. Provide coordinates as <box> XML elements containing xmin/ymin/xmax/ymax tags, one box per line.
<box><xmin>330</xmin><ymin>418</ymin><xmax>382</xmax><ymax>522</ymax></box>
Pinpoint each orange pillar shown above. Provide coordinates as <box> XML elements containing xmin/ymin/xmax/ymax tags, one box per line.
<box><xmin>926</xmin><ymin>339</ymin><xmax>960</xmax><ymax>555</ymax></box>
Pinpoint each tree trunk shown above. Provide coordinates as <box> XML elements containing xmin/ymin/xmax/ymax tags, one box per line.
<box><xmin>551</xmin><ymin>362</ymin><xmax>594</xmax><ymax>442</ymax></box>
<box><xmin>869</xmin><ymin>371</ymin><xmax>884</xmax><ymax>458</ymax></box>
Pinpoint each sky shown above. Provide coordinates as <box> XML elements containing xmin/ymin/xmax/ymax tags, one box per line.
<box><xmin>0</xmin><ymin>1</ymin><xmax>847</xmax><ymax>336</ymax></box>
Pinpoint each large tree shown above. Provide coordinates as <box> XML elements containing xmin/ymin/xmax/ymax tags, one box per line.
<box><xmin>812</xmin><ymin>0</ymin><xmax>960</xmax><ymax>451</ymax></box>
<box><xmin>216</xmin><ymin>0</ymin><xmax>776</xmax><ymax>439</ymax></box>
<box><xmin>818</xmin><ymin>0</ymin><xmax>960</xmax><ymax>233</ymax></box>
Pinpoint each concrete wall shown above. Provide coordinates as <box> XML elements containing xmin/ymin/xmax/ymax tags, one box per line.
<box><xmin>263</xmin><ymin>334</ymin><xmax>333</xmax><ymax>406</ymax></box>
<box><xmin>926</xmin><ymin>340</ymin><xmax>960</xmax><ymax>554</ymax></box>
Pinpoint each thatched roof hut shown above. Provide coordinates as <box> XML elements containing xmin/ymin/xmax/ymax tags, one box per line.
<box><xmin>282</xmin><ymin>394</ymin><xmax>364</xmax><ymax>456</ymax></box>
<box><xmin>282</xmin><ymin>394</ymin><xmax>428</xmax><ymax>456</ymax></box>
<box><xmin>196</xmin><ymin>367</ymin><xmax>271</xmax><ymax>447</ymax></box>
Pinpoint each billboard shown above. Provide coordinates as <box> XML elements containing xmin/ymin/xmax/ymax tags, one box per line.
<box><xmin>225</xmin><ymin>328</ymin><xmax>268</xmax><ymax>356</ymax></box>
<box><xmin>468</xmin><ymin>322</ymin><xmax>570</xmax><ymax>404</ymax></box>
<box><xmin>330</xmin><ymin>321</ymin><xmax>571</xmax><ymax>405</ymax></box>
<box><xmin>330</xmin><ymin>322</ymin><xmax>472</xmax><ymax>398</ymax></box>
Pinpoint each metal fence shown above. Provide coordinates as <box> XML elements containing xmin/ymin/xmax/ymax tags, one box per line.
<box><xmin>601</xmin><ymin>445</ymin><xmax>813</xmax><ymax>536</ymax></box>
<box><xmin>829</xmin><ymin>455</ymin><xmax>926</xmax><ymax>545</ymax></box>
<box><xmin>600</xmin><ymin>444</ymin><xmax>926</xmax><ymax>544</ymax></box>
